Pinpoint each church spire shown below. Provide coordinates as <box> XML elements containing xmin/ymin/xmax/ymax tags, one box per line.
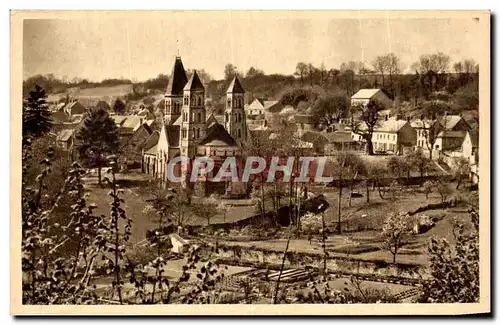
<box><xmin>165</xmin><ymin>56</ymin><xmax>188</xmax><ymax>96</ymax></box>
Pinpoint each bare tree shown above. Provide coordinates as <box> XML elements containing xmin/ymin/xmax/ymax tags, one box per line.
<box><xmin>372</xmin><ymin>56</ymin><xmax>388</xmax><ymax>87</ymax></box>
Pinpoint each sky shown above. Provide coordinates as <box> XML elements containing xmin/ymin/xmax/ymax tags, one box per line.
<box><xmin>22</xmin><ymin>11</ymin><xmax>484</xmax><ymax>82</ymax></box>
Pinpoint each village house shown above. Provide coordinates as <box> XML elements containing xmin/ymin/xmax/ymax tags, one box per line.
<box><xmin>292</xmin><ymin>114</ymin><xmax>315</xmax><ymax>137</ymax></box>
<box><xmin>350</xmin><ymin>89</ymin><xmax>393</xmax><ymax>108</ymax></box>
<box><xmin>371</xmin><ymin>118</ymin><xmax>417</xmax><ymax>155</ymax></box>
<box><xmin>62</xmin><ymin>99</ymin><xmax>87</xmax><ymax>117</ymax></box>
<box><xmin>142</xmin><ymin>131</ymin><xmax>160</xmax><ymax>176</ymax></box>
<box><xmin>411</xmin><ymin>115</ymin><xmax>471</xmax><ymax>156</ymax></box>
<box><xmin>55</xmin><ymin>129</ymin><xmax>75</xmax><ymax>151</ymax></box>
<box><xmin>245</xmin><ymin>98</ymin><xmax>284</xmax><ymax>118</ymax></box>
<box><xmin>118</xmin><ymin>122</ymin><xmax>153</xmax><ymax>170</ymax></box>
<box><xmin>301</xmin><ymin>130</ymin><xmax>360</xmax><ymax>155</ymax></box>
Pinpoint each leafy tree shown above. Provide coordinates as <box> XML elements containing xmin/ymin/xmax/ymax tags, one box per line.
<box><xmin>349</xmin><ymin>99</ymin><xmax>384</xmax><ymax>155</ymax></box>
<box><xmin>309</xmin><ymin>93</ymin><xmax>349</xmax><ymax>129</ymax></box>
<box><xmin>23</xmin><ymin>85</ymin><xmax>52</xmax><ymax>139</ymax></box>
<box><xmin>423</xmin><ymin>180</ymin><xmax>434</xmax><ymax>200</ymax></box>
<box><xmin>76</xmin><ymin>108</ymin><xmax>120</xmax><ymax>186</ymax></box>
<box><xmin>421</xmin><ymin>209</ymin><xmax>479</xmax><ymax>303</ymax></box>
<box><xmin>224</xmin><ymin>63</ymin><xmax>238</xmax><ymax>80</ymax></box>
<box><xmin>193</xmin><ymin>195</ymin><xmax>220</xmax><ymax>226</ymax></box>
<box><xmin>246</xmin><ymin>66</ymin><xmax>265</xmax><ymax>78</ymax></box>
<box><xmin>434</xmin><ymin>179</ymin><xmax>452</xmax><ymax>205</ymax></box>
<box><xmin>113</xmin><ymin>98</ymin><xmax>126</xmax><ymax>115</ymax></box>
<box><xmin>295</xmin><ymin>62</ymin><xmax>308</xmax><ymax>85</ymax></box>
<box><xmin>454</xmin><ymin>157</ymin><xmax>471</xmax><ymax>190</ymax></box>
<box><xmin>387</xmin><ymin>155</ymin><xmax>412</xmax><ymax>180</ymax></box>
<box><xmin>381</xmin><ymin>212</ymin><xmax>414</xmax><ymax>263</ymax></box>
<box><xmin>367</xmin><ymin>161</ymin><xmax>389</xmax><ymax>200</ymax></box>
<box><xmin>333</xmin><ymin>152</ymin><xmax>366</xmax><ymax>232</ymax></box>
<box><xmin>407</xmin><ymin>149</ymin><xmax>431</xmax><ymax>178</ymax></box>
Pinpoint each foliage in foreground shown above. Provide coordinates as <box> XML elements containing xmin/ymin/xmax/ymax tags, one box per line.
<box><xmin>420</xmin><ymin>208</ymin><xmax>479</xmax><ymax>303</ymax></box>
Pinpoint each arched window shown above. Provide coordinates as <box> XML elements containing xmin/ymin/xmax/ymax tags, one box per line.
<box><xmin>197</xmin><ymin>112</ymin><xmax>201</xmax><ymax>123</ymax></box>
<box><xmin>225</xmin><ymin>112</ymin><xmax>229</xmax><ymax>123</ymax></box>
<box><xmin>237</xmin><ymin>128</ymin><xmax>241</xmax><ymax>138</ymax></box>
<box><xmin>196</xmin><ymin>128</ymin><xmax>200</xmax><ymax>139</ymax></box>
<box><xmin>198</xmin><ymin>95</ymin><xmax>202</xmax><ymax>106</ymax></box>
<box><xmin>227</xmin><ymin>98</ymin><xmax>231</xmax><ymax>108</ymax></box>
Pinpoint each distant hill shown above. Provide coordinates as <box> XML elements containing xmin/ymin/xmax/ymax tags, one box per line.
<box><xmin>46</xmin><ymin>84</ymin><xmax>135</xmax><ymax>105</ymax></box>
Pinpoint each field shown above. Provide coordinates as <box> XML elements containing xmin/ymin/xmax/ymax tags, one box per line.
<box><xmin>83</xmin><ymin>170</ymin><xmax>474</xmax><ymax>269</ymax></box>
<box><xmin>47</xmin><ymin>84</ymin><xmax>134</xmax><ymax>103</ymax></box>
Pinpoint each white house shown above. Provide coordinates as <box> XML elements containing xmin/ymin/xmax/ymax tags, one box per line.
<box><xmin>371</xmin><ymin>119</ymin><xmax>417</xmax><ymax>155</ymax></box>
<box><xmin>351</xmin><ymin>89</ymin><xmax>392</xmax><ymax>108</ymax></box>
<box><xmin>245</xmin><ymin>98</ymin><xmax>284</xmax><ymax>118</ymax></box>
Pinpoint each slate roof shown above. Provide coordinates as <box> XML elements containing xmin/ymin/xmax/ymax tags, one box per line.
<box><xmin>437</xmin><ymin>130</ymin><xmax>467</xmax><ymax>138</ymax></box>
<box><xmin>51</xmin><ymin>111</ymin><xmax>69</xmax><ymax>123</ymax></box>
<box><xmin>199</xmin><ymin>123</ymin><xmax>238</xmax><ymax>147</ymax></box>
<box><xmin>438</xmin><ymin>115</ymin><xmax>465</xmax><ymax>130</ymax></box>
<box><xmin>351</xmin><ymin>89</ymin><xmax>382</xmax><ymax>99</ymax></box>
<box><xmin>143</xmin><ymin>131</ymin><xmax>160</xmax><ymax>152</ymax></box>
<box><xmin>263</xmin><ymin>100</ymin><xmax>280</xmax><ymax>110</ymax></box>
<box><xmin>166</xmin><ymin>57</ymin><xmax>188</xmax><ymax>96</ymax></box>
<box><xmin>184</xmin><ymin>70</ymin><xmax>204</xmax><ymax>91</ymax></box>
<box><xmin>226</xmin><ymin>76</ymin><xmax>245</xmax><ymax>93</ymax></box>
<box><xmin>323</xmin><ymin>132</ymin><xmax>355</xmax><ymax>143</ymax></box>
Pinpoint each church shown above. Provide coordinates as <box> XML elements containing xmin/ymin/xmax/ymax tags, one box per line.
<box><xmin>142</xmin><ymin>56</ymin><xmax>248</xmax><ymax>196</ymax></box>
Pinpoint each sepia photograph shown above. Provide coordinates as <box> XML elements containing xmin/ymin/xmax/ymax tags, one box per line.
<box><xmin>10</xmin><ymin>10</ymin><xmax>490</xmax><ymax>315</ymax></box>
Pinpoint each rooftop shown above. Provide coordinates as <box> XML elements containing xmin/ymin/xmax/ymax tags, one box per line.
<box><xmin>351</xmin><ymin>89</ymin><xmax>382</xmax><ymax>99</ymax></box>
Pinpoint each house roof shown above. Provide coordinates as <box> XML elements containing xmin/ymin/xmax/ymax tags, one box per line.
<box><xmin>56</xmin><ymin>129</ymin><xmax>74</xmax><ymax>142</ymax></box>
<box><xmin>438</xmin><ymin>115</ymin><xmax>464</xmax><ymax>130</ymax></box>
<box><xmin>184</xmin><ymin>70</ymin><xmax>204</xmax><ymax>91</ymax></box>
<box><xmin>437</xmin><ymin>130</ymin><xmax>467</xmax><ymax>138</ymax></box>
<box><xmin>226</xmin><ymin>76</ymin><xmax>245</xmax><ymax>93</ymax></box>
<box><xmin>122</xmin><ymin>116</ymin><xmax>144</xmax><ymax>132</ymax></box>
<box><xmin>111</xmin><ymin>115</ymin><xmax>144</xmax><ymax>133</ymax></box>
<box><xmin>323</xmin><ymin>132</ymin><xmax>355</xmax><ymax>143</ymax></box>
<box><xmin>263</xmin><ymin>100</ymin><xmax>280</xmax><ymax>110</ymax></box>
<box><xmin>166</xmin><ymin>56</ymin><xmax>188</xmax><ymax>96</ymax></box>
<box><xmin>374</xmin><ymin>119</ymin><xmax>408</xmax><ymax>133</ymax></box>
<box><xmin>51</xmin><ymin>110</ymin><xmax>69</xmax><ymax>123</ymax></box>
<box><xmin>199</xmin><ymin>123</ymin><xmax>238</xmax><ymax>147</ymax></box>
<box><xmin>143</xmin><ymin>131</ymin><xmax>160</xmax><ymax>152</ymax></box>
<box><xmin>247</xmin><ymin>99</ymin><xmax>265</xmax><ymax>111</ymax></box>
<box><xmin>294</xmin><ymin>114</ymin><xmax>314</xmax><ymax>124</ymax></box>
<box><xmin>351</xmin><ymin>89</ymin><xmax>382</xmax><ymax>100</ymax></box>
